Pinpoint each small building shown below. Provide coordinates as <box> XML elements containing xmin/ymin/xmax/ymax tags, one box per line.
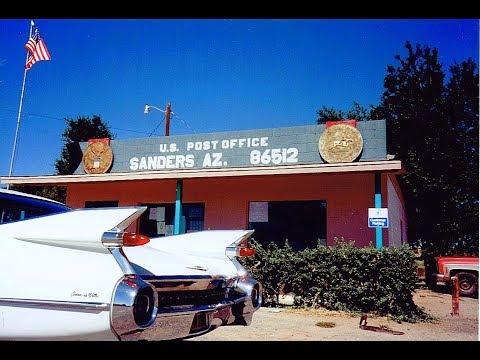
<box><xmin>1</xmin><ymin>119</ymin><xmax>406</xmax><ymax>249</ymax></box>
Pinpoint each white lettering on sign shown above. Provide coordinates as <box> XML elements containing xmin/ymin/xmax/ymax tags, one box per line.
<box><xmin>250</xmin><ymin>148</ymin><xmax>299</xmax><ymax>165</ymax></box>
<box><xmin>202</xmin><ymin>153</ymin><xmax>224</xmax><ymax>167</ymax></box>
<box><xmin>127</xmin><ymin>136</ymin><xmax>303</xmax><ymax>171</ymax></box>
<box><xmin>186</xmin><ymin>141</ymin><xmax>220</xmax><ymax>151</ymax></box>
<box><xmin>159</xmin><ymin>143</ymin><xmax>179</xmax><ymax>153</ymax></box>
<box><xmin>369</xmin><ymin>219</ymin><xmax>387</xmax><ymax>226</ymax></box>
<box><xmin>130</xmin><ymin>155</ymin><xmax>195</xmax><ymax>170</ymax></box>
<box><xmin>186</xmin><ymin>137</ymin><xmax>269</xmax><ymax>151</ymax></box>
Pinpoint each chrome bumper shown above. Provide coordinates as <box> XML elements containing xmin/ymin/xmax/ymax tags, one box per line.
<box><xmin>434</xmin><ymin>273</ymin><xmax>447</xmax><ymax>283</ymax></box>
<box><xmin>112</xmin><ymin>275</ymin><xmax>262</xmax><ymax>341</ymax></box>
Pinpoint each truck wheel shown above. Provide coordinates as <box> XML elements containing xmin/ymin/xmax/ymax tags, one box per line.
<box><xmin>455</xmin><ymin>272</ymin><xmax>478</xmax><ymax>297</ymax></box>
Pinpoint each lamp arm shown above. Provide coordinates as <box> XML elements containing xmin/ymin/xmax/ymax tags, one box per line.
<box><xmin>145</xmin><ymin>105</ymin><xmax>166</xmax><ymax>113</ymax></box>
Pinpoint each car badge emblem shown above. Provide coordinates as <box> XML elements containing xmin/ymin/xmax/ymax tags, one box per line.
<box><xmin>185</xmin><ymin>265</ymin><xmax>208</xmax><ymax>271</ymax></box>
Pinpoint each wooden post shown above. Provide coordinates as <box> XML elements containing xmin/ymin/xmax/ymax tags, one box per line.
<box><xmin>165</xmin><ymin>102</ymin><xmax>171</xmax><ymax>136</ymax></box>
<box><xmin>451</xmin><ymin>276</ymin><xmax>460</xmax><ymax>316</ymax></box>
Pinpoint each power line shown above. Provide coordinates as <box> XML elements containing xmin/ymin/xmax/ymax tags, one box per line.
<box><xmin>0</xmin><ymin>107</ymin><xmax>156</xmax><ymax>136</ymax></box>
<box><xmin>112</xmin><ymin>127</ymin><xmax>151</xmax><ymax>135</ymax></box>
<box><xmin>148</xmin><ymin>114</ymin><xmax>166</xmax><ymax>137</ymax></box>
<box><xmin>144</xmin><ymin>104</ymin><xmax>198</xmax><ymax>135</ymax></box>
<box><xmin>1</xmin><ymin>107</ymin><xmax>200</xmax><ymax>136</ymax></box>
<box><xmin>171</xmin><ymin>112</ymin><xmax>197</xmax><ymax>134</ymax></box>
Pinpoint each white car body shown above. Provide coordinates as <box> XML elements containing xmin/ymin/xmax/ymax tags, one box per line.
<box><xmin>0</xmin><ymin>189</ymin><xmax>262</xmax><ymax>341</ymax></box>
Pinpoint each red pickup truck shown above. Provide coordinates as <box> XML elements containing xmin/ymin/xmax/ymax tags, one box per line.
<box><xmin>431</xmin><ymin>256</ymin><xmax>479</xmax><ymax>297</ymax></box>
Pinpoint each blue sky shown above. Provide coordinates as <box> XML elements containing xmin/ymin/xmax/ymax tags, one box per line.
<box><xmin>0</xmin><ymin>19</ymin><xmax>478</xmax><ymax>179</ymax></box>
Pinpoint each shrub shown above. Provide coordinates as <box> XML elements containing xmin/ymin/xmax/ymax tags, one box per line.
<box><xmin>242</xmin><ymin>238</ymin><xmax>432</xmax><ymax>323</ymax></box>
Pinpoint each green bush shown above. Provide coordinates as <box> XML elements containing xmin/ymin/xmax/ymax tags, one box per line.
<box><xmin>242</xmin><ymin>238</ymin><xmax>432</xmax><ymax>323</ymax></box>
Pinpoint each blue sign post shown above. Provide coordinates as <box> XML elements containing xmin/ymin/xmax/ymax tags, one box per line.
<box><xmin>174</xmin><ymin>180</ymin><xmax>183</xmax><ymax>235</ymax></box>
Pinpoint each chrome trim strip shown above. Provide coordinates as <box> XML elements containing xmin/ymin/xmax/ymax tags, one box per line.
<box><xmin>110</xmin><ymin>247</ymin><xmax>136</xmax><ymax>274</ymax></box>
<box><xmin>148</xmin><ymin>278</ymin><xmax>219</xmax><ymax>291</ymax></box>
<box><xmin>231</xmin><ymin>258</ymin><xmax>248</xmax><ymax>277</ymax></box>
<box><xmin>141</xmin><ymin>275</ymin><xmax>214</xmax><ymax>281</ymax></box>
<box><xmin>114</xmin><ymin>206</ymin><xmax>147</xmax><ymax>231</ymax></box>
<box><xmin>157</xmin><ymin>303</ymin><xmax>228</xmax><ymax>316</ymax></box>
<box><xmin>0</xmin><ymin>298</ymin><xmax>109</xmax><ymax>311</ymax></box>
<box><xmin>102</xmin><ymin>230</ymin><xmax>124</xmax><ymax>247</ymax></box>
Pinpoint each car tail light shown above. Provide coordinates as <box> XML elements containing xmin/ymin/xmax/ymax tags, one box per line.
<box><xmin>238</xmin><ymin>247</ymin><xmax>256</xmax><ymax>257</ymax></box>
<box><xmin>225</xmin><ymin>232</ymin><xmax>256</xmax><ymax>259</ymax></box>
<box><xmin>123</xmin><ymin>233</ymin><xmax>150</xmax><ymax>246</ymax></box>
<box><xmin>224</xmin><ymin>231</ymin><xmax>257</xmax><ymax>278</ymax></box>
<box><xmin>226</xmin><ymin>245</ymin><xmax>256</xmax><ymax>259</ymax></box>
<box><xmin>102</xmin><ymin>230</ymin><xmax>150</xmax><ymax>247</ymax></box>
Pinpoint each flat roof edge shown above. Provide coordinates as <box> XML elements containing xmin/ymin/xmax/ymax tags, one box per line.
<box><xmin>1</xmin><ymin>160</ymin><xmax>403</xmax><ymax>185</ymax></box>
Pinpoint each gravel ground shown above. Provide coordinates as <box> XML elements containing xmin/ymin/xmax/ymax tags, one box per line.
<box><xmin>186</xmin><ymin>288</ymin><xmax>479</xmax><ymax>341</ymax></box>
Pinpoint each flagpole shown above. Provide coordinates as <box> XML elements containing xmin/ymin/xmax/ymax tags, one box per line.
<box><xmin>7</xmin><ymin>20</ymin><xmax>34</xmax><ymax>190</ymax></box>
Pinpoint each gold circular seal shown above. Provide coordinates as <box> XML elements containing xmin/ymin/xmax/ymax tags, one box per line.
<box><xmin>318</xmin><ymin>124</ymin><xmax>363</xmax><ymax>163</ymax></box>
<box><xmin>82</xmin><ymin>141</ymin><xmax>113</xmax><ymax>174</ymax></box>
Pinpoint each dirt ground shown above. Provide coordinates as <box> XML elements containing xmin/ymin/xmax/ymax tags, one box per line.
<box><xmin>187</xmin><ymin>288</ymin><xmax>479</xmax><ymax>341</ymax></box>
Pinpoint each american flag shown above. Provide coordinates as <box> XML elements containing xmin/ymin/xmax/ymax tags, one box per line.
<box><xmin>24</xmin><ymin>26</ymin><xmax>51</xmax><ymax>70</ymax></box>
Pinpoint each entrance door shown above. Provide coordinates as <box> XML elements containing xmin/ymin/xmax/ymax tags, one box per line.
<box><xmin>248</xmin><ymin>200</ymin><xmax>326</xmax><ymax>249</ymax></box>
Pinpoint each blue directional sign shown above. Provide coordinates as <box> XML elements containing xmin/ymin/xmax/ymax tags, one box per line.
<box><xmin>368</xmin><ymin>208</ymin><xmax>389</xmax><ymax>228</ymax></box>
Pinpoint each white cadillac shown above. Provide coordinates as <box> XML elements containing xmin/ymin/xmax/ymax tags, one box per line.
<box><xmin>0</xmin><ymin>188</ymin><xmax>262</xmax><ymax>341</ymax></box>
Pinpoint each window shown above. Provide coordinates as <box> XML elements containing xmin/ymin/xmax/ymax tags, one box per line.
<box><xmin>248</xmin><ymin>200</ymin><xmax>327</xmax><ymax>250</ymax></box>
<box><xmin>138</xmin><ymin>203</ymin><xmax>205</xmax><ymax>237</ymax></box>
<box><xmin>85</xmin><ymin>201</ymin><xmax>119</xmax><ymax>208</ymax></box>
<box><xmin>0</xmin><ymin>191</ymin><xmax>70</xmax><ymax>224</ymax></box>
<box><xmin>185</xmin><ymin>205</ymin><xmax>204</xmax><ymax>232</ymax></box>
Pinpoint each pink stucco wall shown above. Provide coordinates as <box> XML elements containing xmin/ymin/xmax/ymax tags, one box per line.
<box><xmin>387</xmin><ymin>175</ymin><xmax>408</xmax><ymax>246</ymax></box>
<box><xmin>66</xmin><ymin>172</ymin><xmax>397</xmax><ymax>247</ymax></box>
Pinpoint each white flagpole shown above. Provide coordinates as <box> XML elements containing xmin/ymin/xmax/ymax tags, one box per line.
<box><xmin>7</xmin><ymin>20</ymin><xmax>34</xmax><ymax>190</ymax></box>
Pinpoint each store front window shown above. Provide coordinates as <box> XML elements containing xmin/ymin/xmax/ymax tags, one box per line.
<box><xmin>248</xmin><ymin>200</ymin><xmax>327</xmax><ymax>250</ymax></box>
<box><xmin>85</xmin><ymin>200</ymin><xmax>118</xmax><ymax>208</ymax></box>
<box><xmin>138</xmin><ymin>203</ymin><xmax>204</xmax><ymax>237</ymax></box>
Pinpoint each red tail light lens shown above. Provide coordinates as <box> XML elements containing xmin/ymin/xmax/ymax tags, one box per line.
<box><xmin>239</xmin><ymin>247</ymin><xmax>256</xmax><ymax>257</ymax></box>
<box><xmin>123</xmin><ymin>233</ymin><xmax>150</xmax><ymax>246</ymax></box>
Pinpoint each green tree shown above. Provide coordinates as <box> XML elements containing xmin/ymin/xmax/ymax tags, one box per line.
<box><xmin>376</xmin><ymin>42</ymin><xmax>446</xmax><ymax>254</ymax></box>
<box><xmin>8</xmin><ymin>184</ymin><xmax>64</xmax><ymax>203</ymax></box>
<box><xmin>13</xmin><ymin>115</ymin><xmax>115</xmax><ymax>203</ymax></box>
<box><xmin>374</xmin><ymin>42</ymin><xmax>478</xmax><ymax>256</ymax></box>
<box><xmin>55</xmin><ymin>115</ymin><xmax>115</xmax><ymax>176</ymax></box>
<box><xmin>314</xmin><ymin>42</ymin><xmax>478</xmax><ymax>257</ymax></box>
<box><xmin>317</xmin><ymin>101</ymin><xmax>378</xmax><ymax>123</ymax></box>
<box><xmin>440</xmin><ymin>59</ymin><xmax>479</xmax><ymax>255</ymax></box>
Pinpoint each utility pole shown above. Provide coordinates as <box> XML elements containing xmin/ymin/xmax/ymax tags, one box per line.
<box><xmin>165</xmin><ymin>102</ymin><xmax>171</xmax><ymax>136</ymax></box>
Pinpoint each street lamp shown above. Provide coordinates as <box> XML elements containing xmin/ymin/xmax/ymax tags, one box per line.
<box><xmin>144</xmin><ymin>102</ymin><xmax>172</xmax><ymax>136</ymax></box>
<box><xmin>144</xmin><ymin>104</ymin><xmax>165</xmax><ymax>114</ymax></box>
<box><xmin>144</xmin><ymin>102</ymin><xmax>182</xmax><ymax>235</ymax></box>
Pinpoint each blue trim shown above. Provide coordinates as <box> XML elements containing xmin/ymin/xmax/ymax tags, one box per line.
<box><xmin>374</xmin><ymin>172</ymin><xmax>382</xmax><ymax>248</ymax></box>
<box><xmin>174</xmin><ymin>180</ymin><xmax>183</xmax><ymax>235</ymax></box>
